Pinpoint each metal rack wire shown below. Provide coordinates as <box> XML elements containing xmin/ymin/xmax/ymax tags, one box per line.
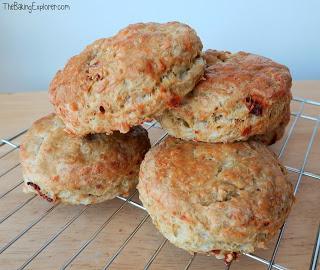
<box><xmin>0</xmin><ymin>96</ymin><xmax>319</xmax><ymax>270</ymax></box>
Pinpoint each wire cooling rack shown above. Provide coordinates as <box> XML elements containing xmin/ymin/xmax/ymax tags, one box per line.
<box><xmin>0</xmin><ymin>96</ymin><xmax>319</xmax><ymax>270</ymax></box>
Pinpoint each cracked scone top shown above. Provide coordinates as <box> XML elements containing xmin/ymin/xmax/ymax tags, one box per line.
<box><xmin>138</xmin><ymin>137</ymin><xmax>294</xmax><ymax>260</ymax></box>
<box><xmin>49</xmin><ymin>22</ymin><xmax>205</xmax><ymax>135</ymax></box>
<box><xmin>20</xmin><ymin>113</ymin><xmax>150</xmax><ymax>205</ymax></box>
<box><xmin>157</xmin><ymin>50</ymin><xmax>292</xmax><ymax>143</ymax></box>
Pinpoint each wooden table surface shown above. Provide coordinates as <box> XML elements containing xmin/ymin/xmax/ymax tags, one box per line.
<box><xmin>0</xmin><ymin>81</ymin><xmax>319</xmax><ymax>270</ymax></box>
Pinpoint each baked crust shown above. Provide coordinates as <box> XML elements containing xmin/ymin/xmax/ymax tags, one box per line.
<box><xmin>158</xmin><ymin>50</ymin><xmax>292</xmax><ymax>143</ymax></box>
<box><xmin>253</xmin><ymin>105</ymin><xmax>290</xmax><ymax>145</ymax></box>
<box><xmin>49</xmin><ymin>22</ymin><xmax>204</xmax><ymax>135</ymax></box>
<box><xmin>138</xmin><ymin>137</ymin><xmax>294</xmax><ymax>257</ymax></box>
<box><xmin>20</xmin><ymin>113</ymin><xmax>150</xmax><ymax>204</ymax></box>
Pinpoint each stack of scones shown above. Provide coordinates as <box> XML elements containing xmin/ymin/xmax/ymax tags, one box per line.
<box><xmin>20</xmin><ymin>22</ymin><xmax>294</xmax><ymax>264</ymax></box>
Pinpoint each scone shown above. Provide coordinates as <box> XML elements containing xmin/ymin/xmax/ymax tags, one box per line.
<box><xmin>20</xmin><ymin>113</ymin><xmax>150</xmax><ymax>205</ymax></box>
<box><xmin>157</xmin><ymin>50</ymin><xmax>292</xmax><ymax>143</ymax></box>
<box><xmin>138</xmin><ymin>137</ymin><xmax>294</xmax><ymax>263</ymax></box>
<box><xmin>49</xmin><ymin>22</ymin><xmax>205</xmax><ymax>136</ymax></box>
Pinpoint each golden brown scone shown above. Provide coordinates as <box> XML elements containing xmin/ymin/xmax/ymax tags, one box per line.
<box><xmin>138</xmin><ymin>137</ymin><xmax>294</xmax><ymax>263</ymax></box>
<box><xmin>49</xmin><ymin>22</ymin><xmax>205</xmax><ymax>136</ymax></box>
<box><xmin>157</xmin><ymin>50</ymin><xmax>292</xmax><ymax>143</ymax></box>
<box><xmin>20</xmin><ymin>114</ymin><xmax>150</xmax><ymax>205</ymax></box>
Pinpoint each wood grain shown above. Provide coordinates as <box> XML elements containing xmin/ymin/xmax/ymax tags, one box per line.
<box><xmin>0</xmin><ymin>81</ymin><xmax>319</xmax><ymax>270</ymax></box>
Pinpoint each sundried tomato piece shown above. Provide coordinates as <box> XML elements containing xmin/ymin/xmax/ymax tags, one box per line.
<box><xmin>245</xmin><ymin>96</ymin><xmax>263</xmax><ymax>116</ymax></box>
<box><xmin>27</xmin><ymin>182</ymin><xmax>54</xmax><ymax>202</ymax></box>
<box><xmin>168</xmin><ymin>96</ymin><xmax>181</xmax><ymax>107</ymax></box>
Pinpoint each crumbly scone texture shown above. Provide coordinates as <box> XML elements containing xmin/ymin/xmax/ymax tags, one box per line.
<box><xmin>138</xmin><ymin>137</ymin><xmax>294</xmax><ymax>256</ymax></box>
<box><xmin>49</xmin><ymin>22</ymin><xmax>205</xmax><ymax>135</ymax></box>
<box><xmin>157</xmin><ymin>50</ymin><xmax>292</xmax><ymax>143</ymax></box>
<box><xmin>252</xmin><ymin>106</ymin><xmax>290</xmax><ymax>145</ymax></box>
<box><xmin>20</xmin><ymin>113</ymin><xmax>150</xmax><ymax>205</ymax></box>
